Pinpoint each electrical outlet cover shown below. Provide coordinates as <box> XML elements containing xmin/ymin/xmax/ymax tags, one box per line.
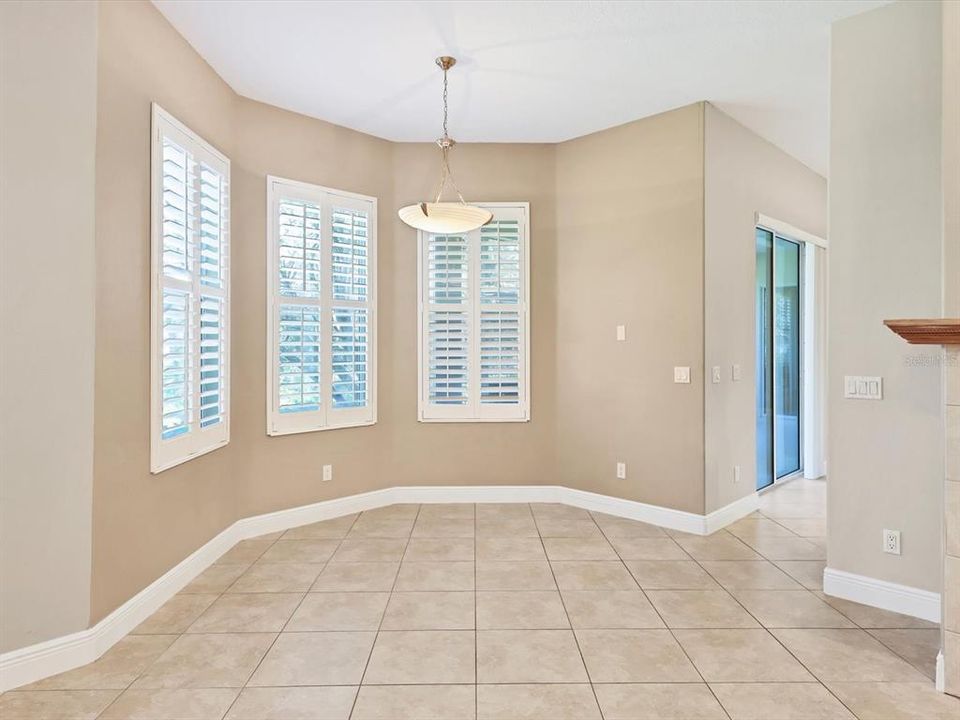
<box><xmin>883</xmin><ymin>529</ymin><xmax>901</xmax><ymax>555</ymax></box>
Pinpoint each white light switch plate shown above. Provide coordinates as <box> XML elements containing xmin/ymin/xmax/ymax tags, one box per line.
<box><xmin>732</xmin><ymin>364</ymin><xmax>742</xmax><ymax>381</ymax></box>
<box><xmin>844</xmin><ymin>375</ymin><xmax>883</xmax><ymax>400</ymax></box>
<box><xmin>616</xmin><ymin>325</ymin><xmax>626</xmax><ymax>341</ymax></box>
<box><xmin>674</xmin><ymin>366</ymin><xmax>691</xmax><ymax>384</ymax></box>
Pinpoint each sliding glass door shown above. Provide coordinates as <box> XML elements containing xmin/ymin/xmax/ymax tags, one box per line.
<box><xmin>756</xmin><ymin>228</ymin><xmax>802</xmax><ymax>490</ymax></box>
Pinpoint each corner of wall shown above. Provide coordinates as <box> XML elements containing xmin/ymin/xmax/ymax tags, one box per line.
<box><xmin>0</xmin><ymin>0</ymin><xmax>98</xmax><ymax>652</ymax></box>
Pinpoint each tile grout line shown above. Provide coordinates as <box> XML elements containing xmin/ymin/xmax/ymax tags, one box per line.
<box><xmin>219</xmin><ymin>513</ymin><xmax>361</xmax><ymax>720</ymax></box>
<box><xmin>534</xmin><ymin>506</ymin><xmax>606</xmax><ymax>720</ymax></box>
<box><xmin>724</xmin><ymin>510</ymin><xmax>864</xmax><ymax>720</ymax></box>
<box><xmin>346</xmin><ymin>503</ymin><xmax>420</xmax><ymax>720</ymax></box>
<box><xmin>591</xmin><ymin>512</ymin><xmax>733</xmax><ymax>720</ymax></box>
<box><xmin>92</xmin><ymin>528</ymin><xmax>291</xmax><ymax>720</ymax></box>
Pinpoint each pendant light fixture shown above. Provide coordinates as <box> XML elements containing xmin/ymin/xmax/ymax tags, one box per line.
<box><xmin>398</xmin><ymin>56</ymin><xmax>493</xmax><ymax>233</ymax></box>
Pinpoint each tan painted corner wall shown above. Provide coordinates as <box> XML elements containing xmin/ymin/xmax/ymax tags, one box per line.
<box><xmin>554</xmin><ymin>104</ymin><xmax>707</xmax><ymax>514</ymax></box>
<box><xmin>0</xmin><ymin>0</ymin><xmax>98</xmax><ymax>651</ymax></box>
<box><xmin>828</xmin><ymin>0</ymin><xmax>944</xmax><ymax>593</ymax></box>
<box><xmin>91</xmin><ymin>0</ymin><xmax>238</xmax><ymax>622</ymax></box>
<box><xmin>703</xmin><ymin>104</ymin><xmax>827</xmax><ymax>513</ymax></box>
<box><xmin>230</xmin><ymin>99</ymin><xmax>395</xmax><ymax>518</ymax></box>
<box><xmin>389</xmin><ymin>143</ymin><xmax>558</xmax><ymax>489</ymax></box>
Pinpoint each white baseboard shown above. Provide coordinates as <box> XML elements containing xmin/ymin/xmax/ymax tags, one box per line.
<box><xmin>936</xmin><ymin>650</ymin><xmax>945</xmax><ymax>693</ymax></box>
<box><xmin>703</xmin><ymin>492</ymin><xmax>760</xmax><ymax>534</ymax></box>
<box><xmin>0</xmin><ymin>484</ymin><xmax>753</xmax><ymax>692</ymax></box>
<box><xmin>823</xmin><ymin>567</ymin><xmax>941</xmax><ymax>623</ymax></box>
<box><xmin>0</xmin><ymin>520</ymin><xmax>241</xmax><ymax>692</ymax></box>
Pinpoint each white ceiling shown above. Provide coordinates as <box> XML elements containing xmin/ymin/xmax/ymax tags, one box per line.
<box><xmin>153</xmin><ymin>0</ymin><xmax>889</xmax><ymax>176</ymax></box>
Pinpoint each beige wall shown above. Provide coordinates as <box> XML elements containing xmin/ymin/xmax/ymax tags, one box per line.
<box><xmin>389</xmin><ymin>143</ymin><xmax>558</xmax><ymax>489</ymax></box>
<box><xmin>554</xmin><ymin>105</ymin><xmax>707</xmax><ymax>514</ymax></box>
<box><xmin>828</xmin><ymin>0</ymin><xmax>944</xmax><ymax>592</ymax></box>
<box><xmin>229</xmin><ymin>116</ymin><xmax>559</xmax><ymax>516</ymax></box>
<box><xmin>91</xmin><ymin>0</ymin><xmax>238</xmax><ymax>622</ymax></box>
<box><xmin>0</xmin><ymin>0</ymin><xmax>98</xmax><ymax>651</ymax></box>
<box><xmin>230</xmin><ymin>99</ymin><xmax>395</xmax><ymax>518</ymax></box>
<box><xmin>703</xmin><ymin>104</ymin><xmax>827</xmax><ymax>512</ymax></box>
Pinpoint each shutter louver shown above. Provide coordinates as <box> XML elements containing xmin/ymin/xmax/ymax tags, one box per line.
<box><xmin>480</xmin><ymin>220</ymin><xmax>521</xmax><ymax>304</ymax></box>
<box><xmin>161</xmin><ymin>288</ymin><xmax>190</xmax><ymax>440</ymax></box>
<box><xmin>480</xmin><ymin>310</ymin><xmax>520</xmax><ymax>404</ymax></box>
<box><xmin>152</xmin><ymin>106</ymin><xmax>230</xmax><ymax>472</ymax></box>
<box><xmin>428</xmin><ymin>311</ymin><xmax>469</xmax><ymax>405</ymax></box>
<box><xmin>331</xmin><ymin>307</ymin><xmax>368</xmax><ymax>409</ymax></box>
<box><xmin>278</xmin><ymin>199</ymin><xmax>321</xmax><ymax>298</ymax></box>
<box><xmin>278</xmin><ymin>304</ymin><xmax>321</xmax><ymax>414</ymax></box>
<box><xmin>198</xmin><ymin>296</ymin><xmax>225</xmax><ymax>427</ymax></box>
<box><xmin>331</xmin><ymin>207</ymin><xmax>368</xmax><ymax>302</ymax></box>
<box><xmin>428</xmin><ymin>235</ymin><xmax>469</xmax><ymax>303</ymax></box>
<box><xmin>419</xmin><ymin>205</ymin><xmax>528</xmax><ymax>421</ymax></box>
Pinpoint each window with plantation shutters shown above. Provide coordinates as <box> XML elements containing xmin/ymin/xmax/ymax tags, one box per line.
<box><xmin>150</xmin><ymin>105</ymin><xmax>230</xmax><ymax>473</ymax></box>
<box><xmin>267</xmin><ymin>176</ymin><xmax>377</xmax><ymax>435</ymax></box>
<box><xmin>418</xmin><ymin>203</ymin><xmax>529</xmax><ymax>422</ymax></box>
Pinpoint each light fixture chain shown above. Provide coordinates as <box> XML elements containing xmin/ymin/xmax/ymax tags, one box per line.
<box><xmin>441</xmin><ymin>64</ymin><xmax>449</xmax><ymax>140</ymax></box>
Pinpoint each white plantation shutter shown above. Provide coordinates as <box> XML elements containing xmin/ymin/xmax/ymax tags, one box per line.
<box><xmin>418</xmin><ymin>204</ymin><xmax>529</xmax><ymax>422</ymax></box>
<box><xmin>267</xmin><ymin>177</ymin><xmax>377</xmax><ymax>435</ymax></box>
<box><xmin>151</xmin><ymin>105</ymin><xmax>230</xmax><ymax>473</ymax></box>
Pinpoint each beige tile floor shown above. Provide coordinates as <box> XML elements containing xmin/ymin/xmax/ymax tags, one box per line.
<box><xmin>4</xmin><ymin>479</ymin><xmax>959</xmax><ymax>719</ymax></box>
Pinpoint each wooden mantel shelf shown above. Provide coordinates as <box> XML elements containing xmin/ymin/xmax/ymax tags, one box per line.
<box><xmin>884</xmin><ymin>319</ymin><xmax>960</xmax><ymax>345</ymax></box>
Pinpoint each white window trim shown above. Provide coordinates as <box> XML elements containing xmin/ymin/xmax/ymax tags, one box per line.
<box><xmin>417</xmin><ymin>201</ymin><xmax>531</xmax><ymax>423</ymax></box>
<box><xmin>266</xmin><ymin>175</ymin><xmax>378</xmax><ymax>436</ymax></box>
<box><xmin>150</xmin><ymin>104</ymin><xmax>231</xmax><ymax>473</ymax></box>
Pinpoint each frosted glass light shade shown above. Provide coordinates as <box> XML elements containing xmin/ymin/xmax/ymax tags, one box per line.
<box><xmin>398</xmin><ymin>202</ymin><xmax>493</xmax><ymax>233</ymax></box>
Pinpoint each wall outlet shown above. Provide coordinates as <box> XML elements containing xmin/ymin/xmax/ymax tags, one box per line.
<box><xmin>616</xmin><ymin>462</ymin><xmax>627</xmax><ymax>480</ymax></box>
<box><xmin>883</xmin><ymin>529</ymin><xmax>901</xmax><ymax>555</ymax></box>
<box><xmin>616</xmin><ymin>324</ymin><xmax>626</xmax><ymax>341</ymax></box>
<box><xmin>674</xmin><ymin>366</ymin><xmax>691</xmax><ymax>384</ymax></box>
<box><xmin>734</xmin><ymin>465</ymin><xmax>741</xmax><ymax>484</ymax></box>
<box><xmin>712</xmin><ymin>366</ymin><xmax>721</xmax><ymax>384</ymax></box>
<box><xmin>322</xmin><ymin>464</ymin><xmax>333</xmax><ymax>482</ymax></box>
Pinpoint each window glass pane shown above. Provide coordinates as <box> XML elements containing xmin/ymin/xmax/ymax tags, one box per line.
<box><xmin>331</xmin><ymin>208</ymin><xmax>369</xmax><ymax>302</ymax></box>
<box><xmin>331</xmin><ymin>307</ymin><xmax>368</xmax><ymax>409</ymax></box>
<box><xmin>774</xmin><ymin>236</ymin><xmax>802</xmax><ymax>478</ymax></box>
<box><xmin>756</xmin><ymin>228</ymin><xmax>774</xmax><ymax>489</ymax></box>
<box><xmin>278</xmin><ymin>199</ymin><xmax>321</xmax><ymax>298</ymax></box>
<box><xmin>278</xmin><ymin>304</ymin><xmax>321</xmax><ymax>413</ymax></box>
